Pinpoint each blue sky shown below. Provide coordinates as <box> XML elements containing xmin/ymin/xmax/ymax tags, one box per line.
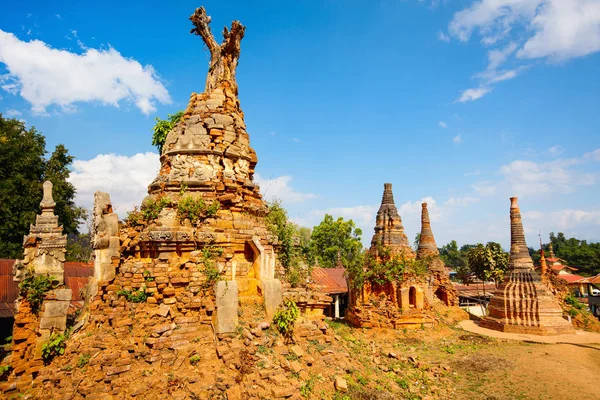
<box><xmin>1</xmin><ymin>0</ymin><xmax>599</xmax><ymax>249</ymax></box>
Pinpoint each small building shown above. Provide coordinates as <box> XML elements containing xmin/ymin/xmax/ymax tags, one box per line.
<box><xmin>311</xmin><ymin>267</ymin><xmax>348</xmax><ymax>319</ymax></box>
<box><xmin>454</xmin><ymin>282</ymin><xmax>496</xmax><ymax>316</ymax></box>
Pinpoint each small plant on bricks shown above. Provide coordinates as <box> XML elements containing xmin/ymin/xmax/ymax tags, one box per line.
<box><xmin>117</xmin><ymin>289</ymin><xmax>148</xmax><ymax>303</ymax></box>
<box><xmin>273</xmin><ymin>299</ymin><xmax>299</xmax><ymax>342</ymax></box>
<box><xmin>18</xmin><ymin>273</ymin><xmax>55</xmax><ymax>313</ymax></box>
<box><xmin>189</xmin><ymin>355</ymin><xmax>201</xmax><ymax>365</ymax></box>
<box><xmin>41</xmin><ymin>332</ymin><xmax>66</xmax><ymax>362</ymax></box>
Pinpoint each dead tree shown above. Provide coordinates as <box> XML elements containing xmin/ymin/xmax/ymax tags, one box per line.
<box><xmin>190</xmin><ymin>7</ymin><xmax>245</xmax><ymax>95</ymax></box>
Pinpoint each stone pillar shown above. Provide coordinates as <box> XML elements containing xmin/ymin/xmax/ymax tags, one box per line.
<box><xmin>248</xmin><ymin>236</ymin><xmax>282</xmax><ymax>319</ymax></box>
<box><xmin>92</xmin><ymin>191</ymin><xmax>120</xmax><ymax>283</ymax></box>
<box><xmin>334</xmin><ymin>295</ymin><xmax>340</xmax><ymax>319</ymax></box>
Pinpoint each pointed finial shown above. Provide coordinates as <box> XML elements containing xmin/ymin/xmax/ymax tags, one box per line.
<box><xmin>40</xmin><ymin>181</ymin><xmax>56</xmax><ymax>216</ymax></box>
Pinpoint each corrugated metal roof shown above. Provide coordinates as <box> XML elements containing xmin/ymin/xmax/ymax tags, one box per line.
<box><xmin>557</xmin><ymin>273</ymin><xmax>586</xmax><ymax>283</ymax></box>
<box><xmin>454</xmin><ymin>282</ymin><xmax>496</xmax><ymax>298</ymax></box>
<box><xmin>0</xmin><ymin>259</ymin><xmax>93</xmax><ymax>317</ymax></box>
<box><xmin>311</xmin><ymin>267</ymin><xmax>348</xmax><ymax>294</ymax></box>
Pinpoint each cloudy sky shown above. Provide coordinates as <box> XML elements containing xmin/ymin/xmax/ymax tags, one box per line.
<box><xmin>1</xmin><ymin>0</ymin><xmax>599</xmax><ymax>249</ymax></box>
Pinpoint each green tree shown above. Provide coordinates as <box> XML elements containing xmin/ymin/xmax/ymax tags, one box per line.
<box><xmin>413</xmin><ymin>233</ymin><xmax>421</xmax><ymax>251</ymax></box>
<box><xmin>0</xmin><ymin>114</ymin><xmax>85</xmax><ymax>259</ymax></box>
<box><xmin>44</xmin><ymin>144</ymin><xmax>87</xmax><ymax>235</ymax></box>
<box><xmin>439</xmin><ymin>240</ymin><xmax>468</xmax><ymax>270</ymax></box>
<box><xmin>265</xmin><ymin>201</ymin><xmax>311</xmax><ymax>287</ymax></box>
<box><xmin>467</xmin><ymin>242</ymin><xmax>509</xmax><ymax>286</ymax></box>
<box><xmin>309</xmin><ymin>214</ymin><xmax>363</xmax><ymax>269</ymax></box>
<box><xmin>152</xmin><ymin>111</ymin><xmax>183</xmax><ymax>154</ymax></box>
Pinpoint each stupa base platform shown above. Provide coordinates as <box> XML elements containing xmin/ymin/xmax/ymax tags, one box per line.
<box><xmin>479</xmin><ymin>316</ymin><xmax>575</xmax><ymax>336</ymax></box>
<box><xmin>460</xmin><ymin>320</ymin><xmax>596</xmax><ymax>343</ymax></box>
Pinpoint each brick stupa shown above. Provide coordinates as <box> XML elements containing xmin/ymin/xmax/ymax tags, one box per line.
<box><xmin>480</xmin><ymin>197</ymin><xmax>574</xmax><ymax>335</ymax></box>
<box><xmin>370</xmin><ymin>183</ymin><xmax>413</xmax><ymax>257</ymax></box>
<box><xmin>416</xmin><ymin>202</ymin><xmax>459</xmax><ymax>306</ymax></box>
<box><xmin>347</xmin><ymin>184</ymin><xmax>437</xmax><ymax>329</ymax></box>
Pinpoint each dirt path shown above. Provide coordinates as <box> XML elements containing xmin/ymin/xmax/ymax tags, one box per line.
<box><xmin>451</xmin><ymin>341</ymin><xmax>600</xmax><ymax>400</ymax></box>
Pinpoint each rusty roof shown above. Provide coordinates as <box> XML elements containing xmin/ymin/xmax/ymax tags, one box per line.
<box><xmin>311</xmin><ymin>267</ymin><xmax>348</xmax><ymax>294</ymax></box>
<box><xmin>0</xmin><ymin>259</ymin><xmax>93</xmax><ymax>318</ymax></box>
<box><xmin>454</xmin><ymin>282</ymin><xmax>496</xmax><ymax>298</ymax></box>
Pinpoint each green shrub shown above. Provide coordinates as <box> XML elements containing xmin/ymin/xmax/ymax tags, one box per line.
<box><xmin>199</xmin><ymin>246</ymin><xmax>224</xmax><ymax>288</ymax></box>
<box><xmin>77</xmin><ymin>353</ymin><xmax>90</xmax><ymax>368</ymax></box>
<box><xmin>0</xmin><ymin>364</ymin><xmax>12</xmax><ymax>377</ymax></box>
<box><xmin>273</xmin><ymin>299</ymin><xmax>300</xmax><ymax>341</ymax></box>
<box><xmin>117</xmin><ymin>289</ymin><xmax>148</xmax><ymax>303</ymax></box>
<box><xmin>189</xmin><ymin>355</ymin><xmax>201</xmax><ymax>365</ymax></box>
<box><xmin>41</xmin><ymin>333</ymin><xmax>66</xmax><ymax>362</ymax></box>
<box><xmin>125</xmin><ymin>206</ymin><xmax>144</xmax><ymax>226</ymax></box>
<box><xmin>143</xmin><ymin>270</ymin><xmax>154</xmax><ymax>282</ymax></box>
<box><xmin>152</xmin><ymin>111</ymin><xmax>183</xmax><ymax>154</ymax></box>
<box><xmin>177</xmin><ymin>195</ymin><xmax>220</xmax><ymax>224</ymax></box>
<box><xmin>18</xmin><ymin>274</ymin><xmax>55</xmax><ymax>313</ymax></box>
<box><xmin>300</xmin><ymin>374</ymin><xmax>316</xmax><ymax>398</ymax></box>
<box><xmin>141</xmin><ymin>196</ymin><xmax>172</xmax><ymax>221</ymax></box>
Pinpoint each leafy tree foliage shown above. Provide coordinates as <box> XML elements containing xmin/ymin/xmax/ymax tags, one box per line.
<box><xmin>529</xmin><ymin>232</ymin><xmax>600</xmax><ymax>276</ymax></box>
<box><xmin>151</xmin><ymin>111</ymin><xmax>183</xmax><ymax>154</ymax></box>
<box><xmin>0</xmin><ymin>114</ymin><xmax>85</xmax><ymax>258</ymax></box>
<box><xmin>309</xmin><ymin>214</ymin><xmax>363</xmax><ymax>270</ymax></box>
<box><xmin>466</xmin><ymin>242</ymin><xmax>509</xmax><ymax>286</ymax></box>
<box><xmin>0</xmin><ymin>116</ymin><xmax>46</xmax><ymax>258</ymax></box>
<box><xmin>265</xmin><ymin>201</ymin><xmax>311</xmax><ymax>287</ymax></box>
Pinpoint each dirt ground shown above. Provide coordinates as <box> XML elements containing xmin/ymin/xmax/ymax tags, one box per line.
<box><xmin>326</xmin><ymin>313</ymin><xmax>600</xmax><ymax>400</ymax></box>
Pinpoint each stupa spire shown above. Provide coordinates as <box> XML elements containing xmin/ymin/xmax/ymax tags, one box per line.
<box><xmin>539</xmin><ymin>234</ymin><xmax>547</xmax><ymax>276</ymax></box>
<box><xmin>417</xmin><ymin>202</ymin><xmax>438</xmax><ymax>258</ymax></box>
<box><xmin>508</xmin><ymin>197</ymin><xmax>534</xmax><ymax>271</ymax></box>
<box><xmin>548</xmin><ymin>242</ymin><xmax>556</xmax><ymax>259</ymax></box>
<box><xmin>370</xmin><ymin>183</ymin><xmax>410</xmax><ymax>252</ymax></box>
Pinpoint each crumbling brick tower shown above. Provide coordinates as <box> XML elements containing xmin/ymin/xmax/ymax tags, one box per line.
<box><xmin>480</xmin><ymin>197</ymin><xmax>574</xmax><ymax>335</ymax></box>
<box><xmin>346</xmin><ymin>183</ymin><xmax>436</xmax><ymax>328</ymax></box>
<box><xmin>416</xmin><ymin>202</ymin><xmax>459</xmax><ymax>306</ymax></box>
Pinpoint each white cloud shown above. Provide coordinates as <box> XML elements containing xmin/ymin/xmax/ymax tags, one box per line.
<box><xmin>464</xmin><ymin>170</ymin><xmax>481</xmax><ymax>177</ymax></box>
<box><xmin>308</xmin><ymin>205</ymin><xmax>378</xmax><ymax>231</ymax></box>
<box><xmin>499</xmin><ymin>156</ymin><xmax>597</xmax><ymax>196</ymax></box>
<box><xmin>0</xmin><ymin>29</ymin><xmax>170</xmax><ymax>115</ymax></box>
<box><xmin>254</xmin><ymin>174</ymin><xmax>317</xmax><ymax>204</ymax></box>
<box><xmin>438</xmin><ymin>31</ymin><xmax>450</xmax><ymax>42</ymax></box>
<box><xmin>517</xmin><ymin>0</ymin><xmax>600</xmax><ymax>61</ymax></box>
<box><xmin>399</xmin><ymin>196</ymin><xmax>441</xmax><ymax>222</ymax></box>
<box><xmin>472</xmin><ymin>181</ymin><xmax>497</xmax><ymax>196</ymax></box>
<box><xmin>550</xmin><ymin>209</ymin><xmax>600</xmax><ymax>230</ymax></box>
<box><xmin>451</xmin><ymin>0</ymin><xmax>600</xmax><ymax>59</ymax></box>
<box><xmin>453</xmin><ymin>134</ymin><xmax>463</xmax><ymax>144</ymax></box>
<box><xmin>548</xmin><ymin>145</ymin><xmax>564</xmax><ymax>156</ymax></box>
<box><xmin>448</xmin><ymin>0</ymin><xmax>600</xmax><ymax>103</ymax></box>
<box><xmin>444</xmin><ymin>196</ymin><xmax>479</xmax><ymax>207</ymax></box>
<box><xmin>69</xmin><ymin>152</ymin><xmax>160</xmax><ymax>217</ymax></box>
<box><xmin>438</xmin><ymin>121</ymin><xmax>447</xmax><ymax>128</ymax></box>
<box><xmin>292</xmin><ymin>138</ymin><xmax>301</xmax><ymax>143</ymax></box>
<box><xmin>456</xmin><ymin>87</ymin><xmax>491</xmax><ymax>103</ymax></box>
<box><xmin>4</xmin><ymin>109</ymin><xmax>22</xmax><ymax>117</ymax></box>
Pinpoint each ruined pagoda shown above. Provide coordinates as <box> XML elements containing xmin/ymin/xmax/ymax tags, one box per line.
<box><xmin>370</xmin><ymin>183</ymin><xmax>413</xmax><ymax>256</ymax></box>
<box><xmin>149</xmin><ymin>7</ymin><xmax>264</xmax><ymax>214</ymax></box>
<box><xmin>416</xmin><ymin>202</ymin><xmax>459</xmax><ymax>306</ymax></box>
<box><xmin>480</xmin><ymin>197</ymin><xmax>574</xmax><ymax>335</ymax></box>
<box><xmin>346</xmin><ymin>184</ymin><xmax>437</xmax><ymax>329</ymax></box>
